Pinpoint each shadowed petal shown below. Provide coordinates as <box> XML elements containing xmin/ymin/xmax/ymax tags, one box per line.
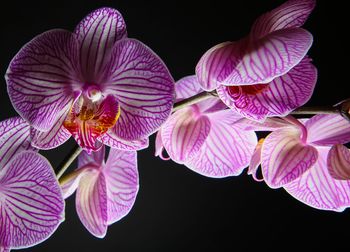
<box><xmin>248</xmin><ymin>138</ymin><xmax>264</xmax><ymax>182</ymax></box>
<box><xmin>74</xmin><ymin>7</ymin><xmax>127</xmax><ymax>81</ymax></box>
<box><xmin>161</xmin><ymin>107</ymin><xmax>211</xmax><ymax>163</ymax></box>
<box><xmin>0</xmin><ymin>151</ymin><xmax>64</xmax><ymax>250</ymax></box>
<box><xmin>6</xmin><ymin>29</ymin><xmax>80</xmax><ymax>131</ymax></box>
<box><xmin>305</xmin><ymin>114</ymin><xmax>350</xmax><ymax>146</ymax></box>
<box><xmin>251</xmin><ymin>0</ymin><xmax>316</xmax><ymax>39</ymax></box>
<box><xmin>186</xmin><ymin>110</ymin><xmax>257</xmax><ymax>177</ymax></box>
<box><xmin>104</xmin><ymin>149</ymin><xmax>138</xmax><ymax>224</ymax></box>
<box><xmin>76</xmin><ymin>169</ymin><xmax>108</xmax><ymax>238</ymax></box>
<box><xmin>60</xmin><ymin>166</ymin><xmax>93</xmax><ymax>199</ymax></box>
<box><xmin>261</xmin><ymin>128</ymin><xmax>318</xmax><ymax>188</ymax></box>
<box><xmin>79</xmin><ymin>146</ymin><xmax>105</xmax><ymax>168</ymax></box>
<box><xmin>99</xmin><ymin>131</ymin><xmax>149</xmax><ymax>151</ymax></box>
<box><xmin>104</xmin><ymin>38</ymin><xmax>174</xmax><ymax>141</ymax></box>
<box><xmin>175</xmin><ymin>75</ymin><xmax>203</xmax><ymax>100</ymax></box>
<box><xmin>285</xmin><ymin>148</ymin><xmax>350</xmax><ymax>211</ymax></box>
<box><xmin>327</xmin><ymin>144</ymin><xmax>350</xmax><ymax>180</ymax></box>
<box><xmin>0</xmin><ymin>117</ymin><xmax>35</xmax><ymax>169</ymax></box>
<box><xmin>217</xmin><ymin>57</ymin><xmax>317</xmax><ymax>120</ymax></box>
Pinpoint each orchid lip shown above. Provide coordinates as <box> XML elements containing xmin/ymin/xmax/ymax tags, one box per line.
<box><xmin>85</xmin><ymin>85</ymin><xmax>103</xmax><ymax>102</ymax></box>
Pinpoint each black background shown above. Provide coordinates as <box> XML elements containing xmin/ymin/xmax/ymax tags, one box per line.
<box><xmin>1</xmin><ymin>0</ymin><xmax>349</xmax><ymax>251</ymax></box>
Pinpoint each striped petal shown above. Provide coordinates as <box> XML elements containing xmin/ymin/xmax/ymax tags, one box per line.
<box><xmin>30</xmin><ymin>103</ymin><xmax>72</xmax><ymax>150</ymax></box>
<box><xmin>161</xmin><ymin>107</ymin><xmax>211</xmax><ymax>163</ymax></box>
<box><xmin>99</xmin><ymin>131</ymin><xmax>149</xmax><ymax>151</ymax></box>
<box><xmin>76</xmin><ymin>169</ymin><xmax>108</xmax><ymax>238</ymax></box>
<box><xmin>0</xmin><ymin>117</ymin><xmax>35</xmax><ymax>169</ymax></box>
<box><xmin>6</xmin><ymin>29</ymin><xmax>80</xmax><ymax>131</ymax></box>
<box><xmin>305</xmin><ymin>114</ymin><xmax>350</xmax><ymax>146</ymax></box>
<box><xmin>104</xmin><ymin>149</ymin><xmax>138</xmax><ymax>224</ymax></box>
<box><xmin>60</xmin><ymin>166</ymin><xmax>91</xmax><ymax>199</ymax></box>
<box><xmin>248</xmin><ymin>138</ymin><xmax>264</xmax><ymax>182</ymax></box>
<box><xmin>0</xmin><ymin>151</ymin><xmax>64</xmax><ymax>250</ymax></box>
<box><xmin>175</xmin><ymin>75</ymin><xmax>203</xmax><ymax>100</ymax></box>
<box><xmin>261</xmin><ymin>128</ymin><xmax>318</xmax><ymax>188</ymax></box>
<box><xmin>223</xmin><ymin>28</ymin><xmax>313</xmax><ymax>85</ymax></box>
<box><xmin>217</xmin><ymin>57</ymin><xmax>317</xmax><ymax>120</ymax></box>
<box><xmin>74</xmin><ymin>8</ymin><xmax>127</xmax><ymax>82</ymax></box>
<box><xmin>327</xmin><ymin>144</ymin><xmax>350</xmax><ymax>180</ymax></box>
<box><xmin>284</xmin><ymin>148</ymin><xmax>350</xmax><ymax>211</ymax></box>
<box><xmin>103</xmin><ymin>38</ymin><xmax>175</xmax><ymax>141</ymax></box>
<box><xmin>186</xmin><ymin>110</ymin><xmax>257</xmax><ymax>177</ymax></box>
<box><xmin>79</xmin><ymin>146</ymin><xmax>105</xmax><ymax>167</ymax></box>
<box><xmin>251</xmin><ymin>0</ymin><xmax>316</xmax><ymax>39</ymax></box>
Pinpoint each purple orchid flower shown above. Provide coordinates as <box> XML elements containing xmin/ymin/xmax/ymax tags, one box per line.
<box><xmin>6</xmin><ymin>7</ymin><xmax>174</xmax><ymax>153</ymax></box>
<box><xmin>60</xmin><ymin>146</ymin><xmax>138</xmax><ymax>238</ymax></box>
<box><xmin>0</xmin><ymin>117</ymin><xmax>64</xmax><ymax>251</ymax></box>
<box><xmin>196</xmin><ymin>0</ymin><xmax>317</xmax><ymax>121</ymax></box>
<box><xmin>247</xmin><ymin>115</ymin><xmax>350</xmax><ymax>211</ymax></box>
<box><xmin>155</xmin><ymin>75</ymin><xmax>257</xmax><ymax>178</ymax></box>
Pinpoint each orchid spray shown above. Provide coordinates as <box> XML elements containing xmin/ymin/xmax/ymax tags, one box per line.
<box><xmin>1</xmin><ymin>0</ymin><xmax>349</xmax><ymax>251</ymax></box>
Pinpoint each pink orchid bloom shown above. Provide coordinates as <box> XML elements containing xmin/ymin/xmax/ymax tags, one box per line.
<box><xmin>60</xmin><ymin>146</ymin><xmax>138</xmax><ymax>238</ymax></box>
<box><xmin>196</xmin><ymin>0</ymin><xmax>317</xmax><ymax>121</ymax></box>
<box><xmin>6</xmin><ymin>7</ymin><xmax>174</xmax><ymax>153</ymax></box>
<box><xmin>156</xmin><ymin>75</ymin><xmax>257</xmax><ymax>178</ymax></box>
<box><xmin>0</xmin><ymin>117</ymin><xmax>64</xmax><ymax>251</ymax></box>
<box><xmin>247</xmin><ymin>115</ymin><xmax>350</xmax><ymax>211</ymax></box>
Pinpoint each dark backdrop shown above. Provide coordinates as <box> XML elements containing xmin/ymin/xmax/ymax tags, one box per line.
<box><xmin>1</xmin><ymin>1</ymin><xmax>349</xmax><ymax>251</ymax></box>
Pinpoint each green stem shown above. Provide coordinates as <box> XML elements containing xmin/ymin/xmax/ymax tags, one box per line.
<box><xmin>56</xmin><ymin>145</ymin><xmax>82</xmax><ymax>180</ymax></box>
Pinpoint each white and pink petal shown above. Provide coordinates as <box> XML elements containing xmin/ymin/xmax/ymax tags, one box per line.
<box><xmin>327</xmin><ymin>144</ymin><xmax>350</xmax><ymax>180</ymax></box>
<box><xmin>0</xmin><ymin>151</ymin><xmax>64</xmax><ymax>250</ymax></box>
<box><xmin>99</xmin><ymin>130</ymin><xmax>149</xmax><ymax>151</ymax></box>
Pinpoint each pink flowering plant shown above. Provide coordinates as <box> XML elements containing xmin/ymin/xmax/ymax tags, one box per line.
<box><xmin>0</xmin><ymin>0</ymin><xmax>350</xmax><ymax>251</ymax></box>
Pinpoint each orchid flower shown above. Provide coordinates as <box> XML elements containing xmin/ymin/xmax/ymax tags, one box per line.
<box><xmin>60</xmin><ymin>146</ymin><xmax>138</xmax><ymax>238</ymax></box>
<box><xmin>6</xmin><ymin>7</ymin><xmax>174</xmax><ymax>153</ymax></box>
<box><xmin>156</xmin><ymin>75</ymin><xmax>257</xmax><ymax>177</ymax></box>
<box><xmin>196</xmin><ymin>0</ymin><xmax>317</xmax><ymax>121</ymax></box>
<box><xmin>0</xmin><ymin>117</ymin><xmax>64</xmax><ymax>251</ymax></box>
<box><xmin>247</xmin><ymin>115</ymin><xmax>350</xmax><ymax>211</ymax></box>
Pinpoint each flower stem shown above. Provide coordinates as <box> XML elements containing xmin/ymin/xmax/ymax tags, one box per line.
<box><xmin>172</xmin><ymin>91</ymin><xmax>218</xmax><ymax>112</ymax></box>
<box><xmin>56</xmin><ymin>145</ymin><xmax>82</xmax><ymax>179</ymax></box>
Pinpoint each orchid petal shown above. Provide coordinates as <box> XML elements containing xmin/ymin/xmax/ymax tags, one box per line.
<box><xmin>6</xmin><ymin>29</ymin><xmax>80</xmax><ymax>131</ymax></box>
<box><xmin>285</xmin><ymin>148</ymin><xmax>350</xmax><ymax>211</ymax></box>
<box><xmin>0</xmin><ymin>151</ymin><xmax>64</xmax><ymax>249</ymax></box>
<box><xmin>251</xmin><ymin>0</ymin><xmax>316</xmax><ymax>39</ymax></box>
<box><xmin>185</xmin><ymin>110</ymin><xmax>257</xmax><ymax>177</ymax></box>
<box><xmin>261</xmin><ymin>128</ymin><xmax>318</xmax><ymax>188</ymax></box>
<box><xmin>104</xmin><ymin>38</ymin><xmax>174</xmax><ymax>141</ymax></box>
<box><xmin>79</xmin><ymin>146</ymin><xmax>106</xmax><ymax>167</ymax></box>
<box><xmin>76</xmin><ymin>169</ymin><xmax>107</xmax><ymax>238</ymax></box>
<box><xmin>248</xmin><ymin>139</ymin><xmax>264</xmax><ymax>182</ymax></box>
<box><xmin>0</xmin><ymin>117</ymin><xmax>35</xmax><ymax>169</ymax></box>
<box><xmin>217</xmin><ymin>57</ymin><xmax>317</xmax><ymax>120</ymax></box>
<box><xmin>155</xmin><ymin>130</ymin><xmax>169</xmax><ymax>160</ymax></box>
<box><xmin>305</xmin><ymin>114</ymin><xmax>350</xmax><ymax>146</ymax></box>
<box><xmin>104</xmin><ymin>149</ymin><xmax>138</xmax><ymax>224</ymax></box>
<box><xmin>224</xmin><ymin>28</ymin><xmax>313</xmax><ymax>85</ymax></box>
<box><xmin>161</xmin><ymin>107</ymin><xmax>211</xmax><ymax>163</ymax></box>
<box><xmin>327</xmin><ymin>144</ymin><xmax>350</xmax><ymax>180</ymax></box>
<box><xmin>30</xmin><ymin>103</ymin><xmax>72</xmax><ymax>150</ymax></box>
<box><xmin>99</xmin><ymin>130</ymin><xmax>149</xmax><ymax>151</ymax></box>
<box><xmin>175</xmin><ymin>75</ymin><xmax>203</xmax><ymax>100</ymax></box>
<box><xmin>235</xmin><ymin>117</ymin><xmax>292</xmax><ymax>131</ymax></box>
<box><xmin>74</xmin><ymin>7</ymin><xmax>127</xmax><ymax>81</ymax></box>
<box><xmin>60</xmin><ymin>166</ymin><xmax>91</xmax><ymax>199</ymax></box>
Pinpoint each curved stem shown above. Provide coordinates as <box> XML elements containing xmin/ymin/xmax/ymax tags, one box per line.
<box><xmin>56</xmin><ymin>145</ymin><xmax>82</xmax><ymax>179</ymax></box>
<box><xmin>172</xmin><ymin>91</ymin><xmax>217</xmax><ymax>112</ymax></box>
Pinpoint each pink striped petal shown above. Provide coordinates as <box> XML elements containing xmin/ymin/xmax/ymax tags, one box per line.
<box><xmin>223</xmin><ymin>28</ymin><xmax>313</xmax><ymax>85</ymax></box>
<box><xmin>196</xmin><ymin>41</ymin><xmax>244</xmax><ymax>91</ymax></box>
<box><xmin>217</xmin><ymin>57</ymin><xmax>317</xmax><ymax>120</ymax></box>
<box><xmin>99</xmin><ymin>130</ymin><xmax>149</xmax><ymax>151</ymax></box>
<box><xmin>0</xmin><ymin>117</ymin><xmax>35</xmax><ymax>169</ymax></box>
<box><xmin>251</xmin><ymin>0</ymin><xmax>316</xmax><ymax>39</ymax></box>
<box><xmin>103</xmin><ymin>38</ymin><xmax>175</xmax><ymax>141</ymax></box>
<box><xmin>235</xmin><ymin>117</ymin><xmax>292</xmax><ymax>131</ymax></box>
<box><xmin>284</xmin><ymin>148</ymin><xmax>350</xmax><ymax>211</ymax></box>
<box><xmin>74</xmin><ymin>8</ymin><xmax>127</xmax><ymax>81</ymax></box>
<box><xmin>161</xmin><ymin>107</ymin><xmax>211</xmax><ymax>163</ymax></box>
<box><xmin>79</xmin><ymin>146</ymin><xmax>106</xmax><ymax>167</ymax></box>
<box><xmin>186</xmin><ymin>110</ymin><xmax>257</xmax><ymax>177</ymax></box>
<box><xmin>60</xmin><ymin>166</ymin><xmax>91</xmax><ymax>199</ymax></box>
<box><xmin>305</xmin><ymin>114</ymin><xmax>350</xmax><ymax>146</ymax></box>
<box><xmin>155</xmin><ymin>129</ymin><xmax>169</xmax><ymax>160</ymax></box>
<box><xmin>175</xmin><ymin>75</ymin><xmax>203</xmax><ymax>100</ymax></box>
<box><xmin>248</xmin><ymin>139</ymin><xmax>264</xmax><ymax>182</ymax></box>
<box><xmin>0</xmin><ymin>247</ymin><xmax>10</xmax><ymax>252</ymax></box>
<box><xmin>104</xmin><ymin>149</ymin><xmax>138</xmax><ymax>224</ymax></box>
<box><xmin>76</xmin><ymin>169</ymin><xmax>108</xmax><ymax>238</ymax></box>
<box><xmin>327</xmin><ymin>144</ymin><xmax>350</xmax><ymax>180</ymax></box>
<box><xmin>30</xmin><ymin>103</ymin><xmax>72</xmax><ymax>150</ymax></box>
<box><xmin>261</xmin><ymin>128</ymin><xmax>318</xmax><ymax>188</ymax></box>
<box><xmin>0</xmin><ymin>151</ymin><xmax>64</xmax><ymax>250</ymax></box>
<box><xmin>6</xmin><ymin>29</ymin><xmax>80</xmax><ymax>131</ymax></box>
